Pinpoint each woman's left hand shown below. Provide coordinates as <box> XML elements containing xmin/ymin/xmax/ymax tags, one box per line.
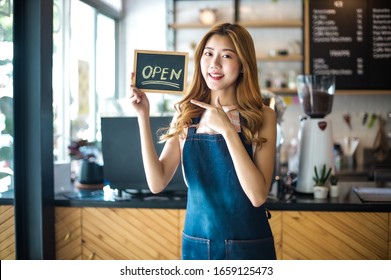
<box><xmin>190</xmin><ymin>96</ymin><xmax>233</xmax><ymax>135</ymax></box>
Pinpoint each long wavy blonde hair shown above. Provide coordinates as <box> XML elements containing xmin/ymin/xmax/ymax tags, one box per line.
<box><xmin>161</xmin><ymin>23</ymin><xmax>266</xmax><ymax>146</ymax></box>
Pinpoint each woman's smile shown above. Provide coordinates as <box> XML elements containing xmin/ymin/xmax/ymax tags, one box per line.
<box><xmin>209</xmin><ymin>72</ymin><xmax>224</xmax><ymax>80</ymax></box>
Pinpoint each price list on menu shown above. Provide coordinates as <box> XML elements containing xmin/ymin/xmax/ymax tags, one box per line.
<box><xmin>309</xmin><ymin>0</ymin><xmax>391</xmax><ymax>89</ymax></box>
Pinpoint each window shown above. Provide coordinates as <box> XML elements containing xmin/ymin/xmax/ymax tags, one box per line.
<box><xmin>53</xmin><ymin>0</ymin><xmax>118</xmax><ymax>162</ymax></box>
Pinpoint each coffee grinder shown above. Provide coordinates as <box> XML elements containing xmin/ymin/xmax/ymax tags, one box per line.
<box><xmin>296</xmin><ymin>75</ymin><xmax>335</xmax><ymax>193</ymax></box>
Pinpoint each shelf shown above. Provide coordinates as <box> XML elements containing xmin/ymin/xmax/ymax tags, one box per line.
<box><xmin>257</xmin><ymin>54</ymin><xmax>303</xmax><ymax>62</ymax></box>
<box><xmin>188</xmin><ymin>54</ymin><xmax>303</xmax><ymax>62</ymax></box>
<box><xmin>265</xmin><ymin>88</ymin><xmax>297</xmax><ymax>95</ymax></box>
<box><xmin>263</xmin><ymin>89</ymin><xmax>391</xmax><ymax>96</ymax></box>
<box><xmin>169</xmin><ymin>20</ymin><xmax>303</xmax><ymax>29</ymax></box>
<box><xmin>168</xmin><ymin>1</ymin><xmax>305</xmax><ymax>97</ymax></box>
<box><xmin>168</xmin><ymin>22</ymin><xmax>222</xmax><ymax>29</ymax></box>
<box><xmin>238</xmin><ymin>20</ymin><xmax>303</xmax><ymax>28</ymax></box>
<box><xmin>335</xmin><ymin>90</ymin><xmax>391</xmax><ymax>95</ymax></box>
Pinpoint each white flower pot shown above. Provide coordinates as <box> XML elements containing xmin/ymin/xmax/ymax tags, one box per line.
<box><xmin>314</xmin><ymin>186</ymin><xmax>328</xmax><ymax>199</ymax></box>
<box><xmin>330</xmin><ymin>185</ymin><xmax>339</xmax><ymax>198</ymax></box>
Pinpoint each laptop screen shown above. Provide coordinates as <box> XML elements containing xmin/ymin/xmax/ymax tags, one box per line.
<box><xmin>100</xmin><ymin>116</ymin><xmax>187</xmax><ymax>193</ymax></box>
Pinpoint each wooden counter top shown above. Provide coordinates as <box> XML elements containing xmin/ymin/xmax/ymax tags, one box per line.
<box><xmin>2</xmin><ymin>181</ymin><xmax>390</xmax><ymax>212</ymax></box>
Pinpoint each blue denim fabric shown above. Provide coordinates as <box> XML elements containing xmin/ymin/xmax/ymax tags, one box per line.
<box><xmin>182</xmin><ymin>119</ymin><xmax>276</xmax><ymax>260</ymax></box>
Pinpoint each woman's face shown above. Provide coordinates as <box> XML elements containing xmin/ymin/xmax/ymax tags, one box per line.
<box><xmin>200</xmin><ymin>34</ymin><xmax>242</xmax><ymax>95</ymax></box>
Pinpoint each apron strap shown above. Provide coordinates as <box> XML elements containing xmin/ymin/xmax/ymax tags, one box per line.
<box><xmin>188</xmin><ymin>117</ymin><xmax>201</xmax><ymax>136</ymax></box>
<box><xmin>265</xmin><ymin>207</ymin><xmax>272</xmax><ymax>219</ymax></box>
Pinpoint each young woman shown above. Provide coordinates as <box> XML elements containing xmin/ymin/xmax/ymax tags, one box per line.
<box><xmin>130</xmin><ymin>23</ymin><xmax>277</xmax><ymax>260</ymax></box>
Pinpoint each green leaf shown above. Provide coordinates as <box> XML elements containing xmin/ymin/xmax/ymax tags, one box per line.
<box><xmin>314</xmin><ymin>166</ymin><xmax>319</xmax><ymax>180</ymax></box>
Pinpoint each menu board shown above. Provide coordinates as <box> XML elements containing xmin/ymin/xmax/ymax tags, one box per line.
<box><xmin>309</xmin><ymin>0</ymin><xmax>391</xmax><ymax>90</ymax></box>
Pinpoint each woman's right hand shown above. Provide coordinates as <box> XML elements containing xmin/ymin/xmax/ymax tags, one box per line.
<box><xmin>129</xmin><ymin>74</ymin><xmax>150</xmax><ymax>117</ymax></box>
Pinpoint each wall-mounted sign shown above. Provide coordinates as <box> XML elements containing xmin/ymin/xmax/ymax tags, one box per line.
<box><xmin>133</xmin><ymin>50</ymin><xmax>189</xmax><ymax>94</ymax></box>
<box><xmin>309</xmin><ymin>0</ymin><xmax>391</xmax><ymax>90</ymax></box>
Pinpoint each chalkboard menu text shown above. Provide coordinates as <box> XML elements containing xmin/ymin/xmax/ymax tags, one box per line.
<box><xmin>309</xmin><ymin>0</ymin><xmax>391</xmax><ymax>90</ymax></box>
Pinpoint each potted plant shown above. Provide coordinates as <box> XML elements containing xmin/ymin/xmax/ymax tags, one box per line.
<box><xmin>313</xmin><ymin>164</ymin><xmax>332</xmax><ymax>199</ymax></box>
<box><xmin>329</xmin><ymin>175</ymin><xmax>339</xmax><ymax>198</ymax></box>
<box><xmin>68</xmin><ymin>139</ymin><xmax>103</xmax><ymax>186</ymax></box>
<box><xmin>330</xmin><ymin>175</ymin><xmax>338</xmax><ymax>185</ymax></box>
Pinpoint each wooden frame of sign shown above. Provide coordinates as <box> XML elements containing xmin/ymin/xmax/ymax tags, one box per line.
<box><xmin>133</xmin><ymin>50</ymin><xmax>189</xmax><ymax>94</ymax></box>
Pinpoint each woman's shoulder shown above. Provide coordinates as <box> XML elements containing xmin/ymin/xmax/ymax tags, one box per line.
<box><xmin>261</xmin><ymin>104</ymin><xmax>277</xmax><ymax>121</ymax></box>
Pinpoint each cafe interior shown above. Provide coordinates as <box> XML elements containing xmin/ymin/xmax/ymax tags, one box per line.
<box><xmin>1</xmin><ymin>0</ymin><xmax>391</xmax><ymax>260</ymax></box>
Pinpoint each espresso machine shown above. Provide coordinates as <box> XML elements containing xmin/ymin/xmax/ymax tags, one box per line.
<box><xmin>296</xmin><ymin>75</ymin><xmax>336</xmax><ymax>193</ymax></box>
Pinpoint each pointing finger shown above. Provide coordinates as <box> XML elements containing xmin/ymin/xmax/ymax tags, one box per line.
<box><xmin>214</xmin><ymin>96</ymin><xmax>222</xmax><ymax>108</ymax></box>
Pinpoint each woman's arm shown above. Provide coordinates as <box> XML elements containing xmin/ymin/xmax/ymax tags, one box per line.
<box><xmin>130</xmin><ymin>84</ymin><xmax>181</xmax><ymax>194</ymax></box>
<box><xmin>234</xmin><ymin>106</ymin><xmax>277</xmax><ymax>207</ymax></box>
<box><xmin>137</xmin><ymin>115</ymin><xmax>181</xmax><ymax>194</ymax></box>
<box><xmin>224</xmin><ymin>106</ymin><xmax>277</xmax><ymax>206</ymax></box>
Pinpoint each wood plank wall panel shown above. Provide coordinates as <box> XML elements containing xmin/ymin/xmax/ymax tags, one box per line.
<box><xmin>179</xmin><ymin>209</ymin><xmax>186</xmax><ymax>258</ymax></box>
<box><xmin>389</xmin><ymin>213</ymin><xmax>391</xmax><ymax>259</ymax></box>
<box><xmin>269</xmin><ymin>211</ymin><xmax>282</xmax><ymax>260</ymax></box>
<box><xmin>81</xmin><ymin>208</ymin><xmax>180</xmax><ymax>260</ymax></box>
<box><xmin>0</xmin><ymin>206</ymin><xmax>15</xmax><ymax>260</ymax></box>
<box><xmin>54</xmin><ymin>208</ymin><xmax>391</xmax><ymax>260</ymax></box>
<box><xmin>55</xmin><ymin>207</ymin><xmax>82</xmax><ymax>260</ymax></box>
<box><xmin>282</xmin><ymin>212</ymin><xmax>389</xmax><ymax>260</ymax></box>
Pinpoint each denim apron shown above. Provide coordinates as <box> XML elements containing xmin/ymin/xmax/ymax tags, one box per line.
<box><xmin>182</xmin><ymin>118</ymin><xmax>277</xmax><ymax>260</ymax></box>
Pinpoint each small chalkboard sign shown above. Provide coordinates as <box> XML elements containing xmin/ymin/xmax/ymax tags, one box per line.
<box><xmin>133</xmin><ymin>50</ymin><xmax>189</xmax><ymax>94</ymax></box>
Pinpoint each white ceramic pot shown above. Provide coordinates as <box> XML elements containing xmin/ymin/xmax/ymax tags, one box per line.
<box><xmin>314</xmin><ymin>186</ymin><xmax>328</xmax><ymax>199</ymax></box>
<box><xmin>330</xmin><ymin>185</ymin><xmax>339</xmax><ymax>198</ymax></box>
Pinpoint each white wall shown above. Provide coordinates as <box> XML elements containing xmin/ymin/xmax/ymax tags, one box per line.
<box><xmin>123</xmin><ymin>0</ymin><xmax>167</xmax><ymax>94</ymax></box>
<box><xmin>118</xmin><ymin>0</ymin><xmax>170</xmax><ymax>115</ymax></box>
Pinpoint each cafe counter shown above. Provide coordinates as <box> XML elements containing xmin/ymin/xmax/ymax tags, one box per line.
<box><xmin>1</xmin><ymin>182</ymin><xmax>390</xmax><ymax>260</ymax></box>
<box><xmin>55</xmin><ymin>182</ymin><xmax>391</xmax><ymax>260</ymax></box>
